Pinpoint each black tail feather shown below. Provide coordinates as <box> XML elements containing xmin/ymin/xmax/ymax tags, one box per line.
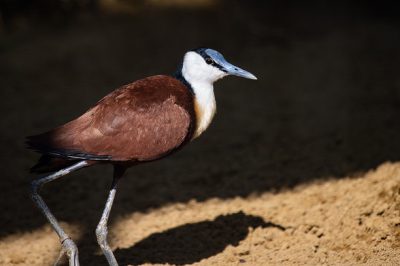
<box><xmin>26</xmin><ymin>134</ymin><xmax>111</xmax><ymax>161</ymax></box>
<box><xmin>30</xmin><ymin>155</ymin><xmax>79</xmax><ymax>174</ymax></box>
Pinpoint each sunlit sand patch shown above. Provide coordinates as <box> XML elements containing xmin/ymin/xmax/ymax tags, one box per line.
<box><xmin>0</xmin><ymin>222</ymin><xmax>82</xmax><ymax>266</ymax></box>
<box><xmin>146</xmin><ymin>0</ymin><xmax>217</xmax><ymax>8</ymax></box>
<box><xmin>99</xmin><ymin>0</ymin><xmax>217</xmax><ymax>14</ymax></box>
<box><xmin>0</xmin><ymin>163</ymin><xmax>399</xmax><ymax>265</ymax></box>
<box><xmin>108</xmin><ymin>162</ymin><xmax>400</xmax><ymax>265</ymax></box>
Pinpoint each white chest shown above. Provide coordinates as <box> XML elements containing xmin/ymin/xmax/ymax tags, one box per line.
<box><xmin>192</xmin><ymin>83</ymin><xmax>217</xmax><ymax>138</ymax></box>
<box><xmin>180</xmin><ymin>51</ymin><xmax>225</xmax><ymax>139</ymax></box>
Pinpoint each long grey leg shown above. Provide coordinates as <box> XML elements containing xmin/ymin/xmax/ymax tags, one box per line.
<box><xmin>30</xmin><ymin>160</ymin><xmax>89</xmax><ymax>266</ymax></box>
<box><xmin>96</xmin><ymin>166</ymin><xmax>125</xmax><ymax>266</ymax></box>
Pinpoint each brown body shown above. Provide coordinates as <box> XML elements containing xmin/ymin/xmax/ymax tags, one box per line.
<box><xmin>27</xmin><ymin>75</ymin><xmax>196</xmax><ymax>172</ymax></box>
<box><xmin>26</xmin><ymin>48</ymin><xmax>258</xmax><ymax>266</ymax></box>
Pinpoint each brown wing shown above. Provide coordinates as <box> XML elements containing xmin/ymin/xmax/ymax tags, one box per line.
<box><xmin>27</xmin><ymin>75</ymin><xmax>196</xmax><ymax>162</ymax></box>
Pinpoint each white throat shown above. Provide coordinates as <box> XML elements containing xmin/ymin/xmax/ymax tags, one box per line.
<box><xmin>190</xmin><ymin>81</ymin><xmax>217</xmax><ymax>139</ymax></box>
<box><xmin>181</xmin><ymin>51</ymin><xmax>226</xmax><ymax>139</ymax></box>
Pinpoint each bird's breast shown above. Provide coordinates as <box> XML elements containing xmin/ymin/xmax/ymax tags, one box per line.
<box><xmin>192</xmin><ymin>84</ymin><xmax>217</xmax><ymax>139</ymax></box>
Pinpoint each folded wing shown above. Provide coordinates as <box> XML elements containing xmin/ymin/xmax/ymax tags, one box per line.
<box><xmin>27</xmin><ymin>75</ymin><xmax>196</xmax><ymax>162</ymax></box>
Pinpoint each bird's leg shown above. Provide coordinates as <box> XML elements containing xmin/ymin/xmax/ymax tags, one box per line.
<box><xmin>96</xmin><ymin>165</ymin><xmax>126</xmax><ymax>266</ymax></box>
<box><xmin>96</xmin><ymin>187</ymin><xmax>118</xmax><ymax>265</ymax></box>
<box><xmin>30</xmin><ymin>161</ymin><xmax>89</xmax><ymax>266</ymax></box>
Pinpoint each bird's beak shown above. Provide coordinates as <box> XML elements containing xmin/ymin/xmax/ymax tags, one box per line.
<box><xmin>223</xmin><ymin>62</ymin><xmax>257</xmax><ymax>80</ymax></box>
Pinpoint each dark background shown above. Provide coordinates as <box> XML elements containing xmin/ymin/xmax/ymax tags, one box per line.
<box><xmin>1</xmin><ymin>0</ymin><xmax>400</xmax><ymax>264</ymax></box>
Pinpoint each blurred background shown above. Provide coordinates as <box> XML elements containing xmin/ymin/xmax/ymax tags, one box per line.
<box><xmin>0</xmin><ymin>0</ymin><xmax>400</xmax><ymax>265</ymax></box>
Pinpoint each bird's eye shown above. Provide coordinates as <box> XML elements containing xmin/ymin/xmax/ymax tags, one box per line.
<box><xmin>205</xmin><ymin>57</ymin><xmax>213</xmax><ymax>64</ymax></box>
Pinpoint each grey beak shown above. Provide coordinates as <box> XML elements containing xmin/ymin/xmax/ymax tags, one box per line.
<box><xmin>223</xmin><ymin>62</ymin><xmax>257</xmax><ymax>80</ymax></box>
<box><xmin>202</xmin><ymin>48</ymin><xmax>258</xmax><ymax>80</ymax></box>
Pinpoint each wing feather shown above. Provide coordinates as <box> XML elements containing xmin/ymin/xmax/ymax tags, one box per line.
<box><xmin>27</xmin><ymin>75</ymin><xmax>196</xmax><ymax>161</ymax></box>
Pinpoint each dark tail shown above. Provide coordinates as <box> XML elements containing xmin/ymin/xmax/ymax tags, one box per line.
<box><xmin>30</xmin><ymin>155</ymin><xmax>79</xmax><ymax>174</ymax></box>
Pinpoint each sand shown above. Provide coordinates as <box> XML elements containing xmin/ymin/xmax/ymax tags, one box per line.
<box><xmin>1</xmin><ymin>1</ymin><xmax>400</xmax><ymax>265</ymax></box>
<box><xmin>1</xmin><ymin>163</ymin><xmax>399</xmax><ymax>265</ymax></box>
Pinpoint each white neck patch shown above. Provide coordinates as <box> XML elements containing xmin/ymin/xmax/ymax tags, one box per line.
<box><xmin>181</xmin><ymin>51</ymin><xmax>227</xmax><ymax>138</ymax></box>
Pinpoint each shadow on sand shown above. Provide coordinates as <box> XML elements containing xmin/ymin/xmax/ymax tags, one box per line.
<box><xmin>91</xmin><ymin>212</ymin><xmax>285</xmax><ymax>265</ymax></box>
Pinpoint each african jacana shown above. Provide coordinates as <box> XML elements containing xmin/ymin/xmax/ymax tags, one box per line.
<box><xmin>27</xmin><ymin>48</ymin><xmax>257</xmax><ymax>266</ymax></box>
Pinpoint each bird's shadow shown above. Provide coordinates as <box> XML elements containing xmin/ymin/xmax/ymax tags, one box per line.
<box><xmin>90</xmin><ymin>211</ymin><xmax>285</xmax><ymax>266</ymax></box>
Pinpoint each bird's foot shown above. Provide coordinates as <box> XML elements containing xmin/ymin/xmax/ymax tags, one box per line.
<box><xmin>96</xmin><ymin>224</ymin><xmax>118</xmax><ymax>266</ymax></box>
<box><xmin>55</xmin><ymin>238</ymin><xmax>79</xmax><ymax>266</ymax></box>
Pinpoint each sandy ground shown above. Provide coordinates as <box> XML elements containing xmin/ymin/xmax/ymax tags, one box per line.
<box><xmin>1</xmin><ymin>162</ymin><xmax>400</xmax><ymax>265</ymax></box>
<box><xmin>1</xmin><ymin>1</ymin><xmax>400</xmax><ymax>265</ymax></box>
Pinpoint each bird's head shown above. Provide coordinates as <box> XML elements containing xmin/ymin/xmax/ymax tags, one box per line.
<box><xmin>178</xmin><ymin>48</ymin><xmax>257</xmax><ymax>87</ymax></box>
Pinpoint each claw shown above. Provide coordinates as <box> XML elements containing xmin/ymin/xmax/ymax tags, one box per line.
<box><xmin>54</xmin><ymin>247</ymin><xmax>66</xmax><ymax>266</ymax></box>
<box><xmin>62</xmin><ymin>238</ymin><xmax>79</xmax><ymax>266</ymax></box>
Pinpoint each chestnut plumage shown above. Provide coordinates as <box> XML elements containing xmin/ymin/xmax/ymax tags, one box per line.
<box><xmin>27</xmin><ymin>75</ymin><xmax>196</xmax><ymax>170</ymax></box>
<box><xmin>27</xmin><ymin>48</ymin><xmax>257</xmax><ymax>266</ymax></box>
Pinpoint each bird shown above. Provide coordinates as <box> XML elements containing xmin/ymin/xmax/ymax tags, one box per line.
<box><xmin>27</xmin><ymin>47</ymin><xmax>257</xmax><ymax>266</ymax></box>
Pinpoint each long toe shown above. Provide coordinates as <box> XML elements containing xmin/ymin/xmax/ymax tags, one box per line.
<box><xmin>61</xmin><ymin>238</ymin><xmax>80</xmax><ymax>266</ymax></box>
